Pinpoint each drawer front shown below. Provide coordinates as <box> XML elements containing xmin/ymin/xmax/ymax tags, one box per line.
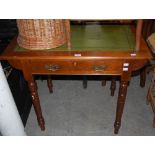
<box><xmin>30</xmin><ymin>60</ymin><xmax>123</xmax><ymax>75</ymax></box>
<box><xmin>71</xmin><ymin>60</ymin><xmax>123</xmax><ymax>75</ymax></box>
<box><xmin>30</xmin><ymin>60</ymin><xmax>72</xmax><ymax>74</ymax></box>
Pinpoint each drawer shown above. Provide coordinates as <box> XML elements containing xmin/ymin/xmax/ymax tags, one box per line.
<box><xmin>30</xmin><ymin>60</ymin><xmax>72</xmax><ymax>74</ymax></box>
<box><xmin>71</xmin><ymin>60</ymin><xmax>123</xmax><ymax>75</ymax></box>
<box><xmin>30</xmin><ymin>60</ymin><xmax>123</xmax><ymax>75</ymax></box>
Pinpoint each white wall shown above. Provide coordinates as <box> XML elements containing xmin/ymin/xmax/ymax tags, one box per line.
<box><xmin>0</xmin><ymin>63</ymin><xmax>26</xmax><ymax>136</ymax></box>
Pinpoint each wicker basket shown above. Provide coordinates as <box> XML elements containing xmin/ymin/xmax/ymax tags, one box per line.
<box><xmin>16</xmin><ymin>19</ymin><xmax>71</xmax><ymax>50</ymax></box>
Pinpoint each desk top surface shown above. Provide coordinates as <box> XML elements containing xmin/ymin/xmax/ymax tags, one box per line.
<box><xmin>0</xmin><ymin>24</ymin><xmax>152</xmax><ymax>60</ymax></box>
<box><xmin>15</xmin><ymin>25</ymin><xmax>135</xmax><ymax>52</ymax></box>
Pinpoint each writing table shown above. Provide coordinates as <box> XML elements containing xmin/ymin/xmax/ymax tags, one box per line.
<box><xmin>0</xmin><ymin>24</ymin><xmax>152</xmax><ymax>134</ymax></box>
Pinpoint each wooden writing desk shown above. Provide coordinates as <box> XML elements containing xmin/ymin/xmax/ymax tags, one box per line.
<box><xmin>0</xmin><ymin>23</ymin><xmax>152</xmax><ymax>134</ymax></box>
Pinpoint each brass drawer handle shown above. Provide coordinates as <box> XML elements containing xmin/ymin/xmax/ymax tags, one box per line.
<box><xmin>45</xmin><ymin>64</ymin><xmax>60</xmax><ymax>71</ymax></box>
<box><xmin>93</xmin><ymin>65</ymin><xmax>107</xmax><ymax>72</ymax></box>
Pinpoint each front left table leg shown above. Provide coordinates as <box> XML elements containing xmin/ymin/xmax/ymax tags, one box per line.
<box><xmin>114</xmin><ymin>81</ymin><xmax>128</xmax><ymax>134</ymax></box>
<box><xmin>28</xmin><ymin>81</ymin><xmax>45</xmax><ymax>130</ymax></box>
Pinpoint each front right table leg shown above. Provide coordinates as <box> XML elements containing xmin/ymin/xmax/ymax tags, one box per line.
<box><xmin>114</xmin><ymin>81</ymin><xmax>128</xmax><ymax>134</ymax></box>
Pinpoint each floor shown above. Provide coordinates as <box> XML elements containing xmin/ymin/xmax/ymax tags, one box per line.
<box><xmin>25</xmin><ymin>74</ymin><xmax>155</xmax><ymax>136</ymax></box>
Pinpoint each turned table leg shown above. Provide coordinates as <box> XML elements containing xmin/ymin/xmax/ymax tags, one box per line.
<box><xmin>114</xmin><ymin>81</ymin><xmax>128</xmax><ymax>134</ymax></box>
<box><xmin>83</xmin><ymin>76</ymin><xmax>87</xmax><ymax>89</ymax></box>
<box><xmin>28</xmin><ymin>80</ymin><xmax>45</xmax><ymax>130</ymax></box>
<box><xmin>47</xmin><ymin>75</ymin><xmax>53</xmax><ymax>93</ymax></box>
<box><xmin>110</xmin><ymin>79</ymin><xmax>116</xmax><ymax>96</ymax></box>
<box><xmin>102</xmin><ymin>80</ymin><xmax>106</xmax><ymax>86</ymax></box>
<box><xmin>140</xmin><ymin>67</ymin><xmax>146</xmax><ymax>88</ymax></box>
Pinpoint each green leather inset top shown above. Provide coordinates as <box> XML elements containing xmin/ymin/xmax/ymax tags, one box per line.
<box><xmin>15</xmin><ymin>25</ymin><xmax>135</xmax><ymax>52</ymax></box>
